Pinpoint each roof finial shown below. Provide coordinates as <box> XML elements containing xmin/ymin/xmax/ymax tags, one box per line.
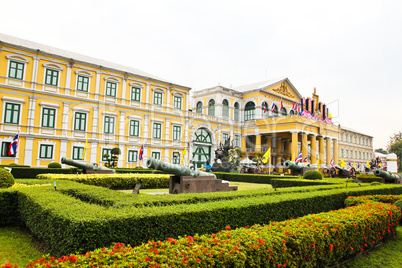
<box><xmin>314</xmin><ymin>87</ymin><xmax>316</xmax><ymax>94</ymax></box>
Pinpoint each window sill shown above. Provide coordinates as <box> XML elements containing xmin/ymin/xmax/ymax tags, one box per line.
<box><xmin>44</xmin><ymin>86</ymin><xmax>58</xmax><ymax>92</ymax></box>
<box><xmin>73</xmin><ymin>131</ymin><xmax>86</xmax><ymax>138</ymax></box>
<box><xmin>128</xmin><ymin>137</ymin><xmax>140</xmax><ymax>142</ymax></box>
<box><xmin>105</xmin><ymin>96</ymin><xmax>117</xmax><ymax>102</ymax></box>
<box><xmin>41</xmin><ymin>128</ymin><xmax>55</xmax><ymax>135</ymax></box>
<box><xmin>3</xmin><ymin>125</ymin><xmax>19</xmax><ymax>131</ymax></box>
<box><xmin>7</xmin><ymin>79</ymin><xmax>23</xmax><ymax>86</ymax></box>
<box><xmin>76</xmin><ymin>91</ymin><xmax>89</xmax><ymax>98</ymax></box>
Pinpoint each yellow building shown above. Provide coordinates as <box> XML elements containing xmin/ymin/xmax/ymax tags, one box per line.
<box><xmin>0</xmin><ymin>33</ymin><xmax>373</xmax><ymax>169</ymax></box>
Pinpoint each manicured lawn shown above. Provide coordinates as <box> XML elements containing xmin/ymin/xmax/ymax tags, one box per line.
<box><xmin>0</xmin><ymin>226</ymin><xmax>49</xmax><ymax>267</ymax></box>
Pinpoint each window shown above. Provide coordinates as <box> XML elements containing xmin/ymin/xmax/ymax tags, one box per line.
<box><xmin>154</xmin><ymin>91</ymin><xmax>162</xmax><ymax>106</ymax></box>
<box><xmin>128</xmin><ymin>150</ymin><xmax>138</xmax><ymax>162</ymax></box>
<box><xmin>174</xmin><ymin>96</ymin><xmax>182</xmax><ymax>109</ymax></box>
<box><xmin>102</xmin><ymin>148</ymin><xmax>111</xmax><ymax>161</ymax></box>
<box><xmin>104</xmin><ymin>116</ymin><xmax>115</xmax><ymax>134</ymax></box>
<box><xmin>172</xmin><ymin>152</ymin><xmax>180</xmax><ymax>164</ymax></box>
<box><xmin>208</xmin><ymin>99</ymin><xmax>215</xmax><ymax>116</ymax></box>
<box><xmin>1</xmin><ymin>142</ymin><xmax>15</xmax><ymax>157</ymax></box>
<box><xmin>4</xmin><ymin>103</ymin><xmax>20</xmax><ymax>124</ymax></box>
<box><xmin>196</xmin><ymin>101</ymin><xmax>202</xmax><ymax>113</ymax></box>
<box><xmin>74</xmin><ymin>112</ymin><xmax>87</xmax><ymax>131</ymax></box>
<box><xmin>106</xmin><ymin>81</ymin><xmax>117</xmax><ymax>97</ymax></box>
<box><xmin>41</xmin><ymin>107</ymin><xmax>56</xmax><ymax>128</ymax></box>
<box><xmin>129</xmin><ymin>120</ymin><xmax>140</xmax><ymax>137</ymax></box>
<box><xmin>8</xmin><ymin>61</ymin><xmax>24</xmax><ymax>80</ymax></box>
<box><xmin>131</xmin><ymin>87</ymin><xmax>141</xmax><ymax>101</ymax></box>
<box><xmin>341</xmin><ymin>148</ymin><xmax>344</xmax><ymax>158</ymax></box>
<box><xmin>45</xmin><ymin>69</ymin><xmax>59</xmax><ymax>86</ymax></box>
<box><xmin>222</xmin><ymin>100</ymin><xmax>229</xmax><ymax>118</ymax></box>
<box><xmin>244</xmin><ymin>102</ymin><xmax>255</xmax><ymax>121</ymax></box>
<box><xmin>234</xmin><ymin>135</ymin><xmax>240</xmax><ymax>148</ymax></box>
<box><xmin>281</xmin><ymin>108</ymin><xmax>287</xmax><ymax>116</ymax></box>
<box><xmin>151</xmin><ymin>151</ymin><xmax>161</xmax><ymax>160</ymax></box>
<box><xmin>173</xmin><ymin>125</ymin><xmax>181</xmax><ymax>141</ymax></box>
<box><xmin>346</xmin><ymin>150</ymin><xmax>349</xmax><ymax>158</ymax></box>
<box><xmin>77</xmin><ymin>75</ymin><xmax>89</xmax><ymax>92</ymax></box>
<box><xmin>341</xmin><ymin>133</ymin><xmax>343</xmax><ymax>141</ymax></box>
<box><xmin>72</xmin><ymin>146</ymin><xmax>84</xmax><ymax>160</ymax></box>
<box><xmin>355</xmin><ymin>151</ymin><xmax>357</xmax><ymax>159</ymax></box>
<box><xmin>153</xmin><ymin>123</ymin><xmax>162</xmax><ymax>139</ymax></box>
<box><xmin>222</xmin><ymin>133</ymin><xmax>229</xmax><ymax>144</ymax></box>
<box><xmin>234</xmin><ymin>102</ymin><xmax>239</xmax><ymax>121</ymax></box>
<box><xmin>359</xmin><ymin>151</ymin><xmax>361</xmax><ymax>159</ymax></box>
<box><xmin>39</xmin><ymin>144</ymin><xmax>53</xmax><ymax>159</ymax></box>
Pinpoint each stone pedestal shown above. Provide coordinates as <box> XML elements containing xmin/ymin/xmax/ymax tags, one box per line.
<box><xmin>169</xmin><ymin>175</ymin><xmax>238</xmax><ymax>194</ymax></box>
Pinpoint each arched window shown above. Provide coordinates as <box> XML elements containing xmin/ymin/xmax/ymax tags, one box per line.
<box><xmin>244</xmin><ymin>102</ymin><xmax>255</xmax><ymax>121</ymax></box>
<box><xmin>290</xmin><ymin>110</ymin><xmax>295</xmax><ymax>115</ymax></box>
<box><xmin>222</xmin><ymin>99</ymin><xmax>229</xmax><ymax>118</ymax></box>
<box><xmin>272</xmin><ymin>104</ymin><xmax>278</xmax><ymax>116</ymax></box>
<box><xmin>208</xmin><ymin>99</ymin><xmax>215</xmax><ymax>116</ymax></box>
<box><xmin>281</xmin><ymin>108</ymin><xmax>287</xmax><ymax>116</ymax></box>
<box><xmin>261</xmin><ymin>101</ymin><xmax>269</xmax><ymax>118</ymax></box>
<box><xmin>196</xmin><ymin>101</ymin><xmax>203</xmax><ymax>114</ymax></box>
<box><xmin>234</xmin><ymin>102</ymin><xmax>239</xmax><ymax>121</ymax></box>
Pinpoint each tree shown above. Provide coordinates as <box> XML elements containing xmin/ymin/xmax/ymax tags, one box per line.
<box><xmin>375</xmin><ymin>148</ymin><xmax>387</xmax><ymax>154</ymax></box>
<box><xmin>252</xmin><ymin>152</ymin><xmax>264</xmax><ymax>166</ymax></box>
<box><xmin>104</xmin><ymin>147</ymin><xmax>121</xmax><ymax>168</ymax></box>
<box><xmin>387</xmin><ymin>131</ymin><xmax>402</xmax><ymax>151</ymax></box>
<box><xmin>229</xmin><ymin>148</ymin><xmax>244</xmax><ymax>168</ymax></box>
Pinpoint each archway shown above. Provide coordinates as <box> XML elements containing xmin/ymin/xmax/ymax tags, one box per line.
<box><xmin>192</xmin><ymin>128</ymin><xmax>212</xmax><ymax>168</ymax></box>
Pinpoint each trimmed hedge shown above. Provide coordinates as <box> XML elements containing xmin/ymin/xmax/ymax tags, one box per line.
<box><xmin>36</xmin><ymin>173</ymin><xmax>170</xmax><ymax>190</ymax></box>
<box><xmin>271</xmin><ymin>178</ymin><xmax>336</xmax><ymax>188</ymax></box>
<box><xmin>9</xmin><ymin>182</ymin><xmax>402</xmax><ymax>255</ymax></box>
<box><xmin>21</xmin><ymin>200</ymin><xmax>401</xmax><ymax>268</ymax></box>
<box><xmin>11</xmin><ymin>168</ymin><xmax>79</xmax><ymax>179</ymax></box>
<box><xmin>345</xmin><ymin>194</ymin><xmax>402</xmax><ymax>207</ymax></box>
<box><xmin>0</xmin><ymin>189</ymin><xmax>20</xmax><ymax>226</ymax></box>
<box><xmin>113</xmin><ymin>168</ymin><xmax>166</xmax><ymax>174</ymax></box>
<box><xmin>356</xmin><ymin>173</ymin><xmax>382</xmax><ymax>183</ymax></box>
<box><xmin>213</xmin><ymin>172</ymin><xmax>300</xmax><ymax>183</ymax></box>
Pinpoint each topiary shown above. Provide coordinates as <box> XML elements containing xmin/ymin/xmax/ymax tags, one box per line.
<box><xmin>395</xmin><ymin>199</ymin><xmax>402</xmax><ymax>209</ymax></box>
<box><xmin>0</xmin><ymin>168</ymin><xmax>15</xmax><ymax>188</ymax></box>
<box><xmin>370</xmin><ymin>181</ymin><xmax>381</xmax><ymax>186</ymax></box>
<box><xmin>48</xmin><ymin>162</ymin><xmax>62</xmax><ymax>168</ymax></box>
<box><xmin>303</xmin><ymin>170</ymin><xmax>323</xmax><ymax>180</ymax></box>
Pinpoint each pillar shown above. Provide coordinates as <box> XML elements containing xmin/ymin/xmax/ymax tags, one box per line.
<box><xmin>256</xmin><ymin>135</ymin><xmax>261</xmax><ymax>152</ymax></box>
<box><xmin>333</xmin><ymin>138</ymin><xmax>339</xmax><ymax>165</ymax></box>
<box><xmin>242</xmin><ymin>136</ymin><xmax>247</xmax><ymax>152</ymax></box>
<box><xmin>276</xmin><ymin>138</ymin><xmax>282</xmax><ymax>166</ymax></box>
<box><xmin>291</xmin><ymin>131</ymin><xmax>299</xmax><ymax>161</ymax></box>
<box><xmin>285</xmin><ymin>139</ymin><xmax>291</xmax><ymax>160</ymax></box>
<box><xmin>267</xmin><ymin>136</ymin><xmax>272</xmax><ymax>150</ymax></box>
<box><xmin>318</xmin><ymin>136</ymin><xmax>325</xmax><ymax>166</ymax></box>
<box><xmin>310</xmin><ymin>134</ymin><xmax>317</xmax><ymax>164</ymax></box>
<box><xmin>301</xmin><ymin>132</ymin><xmax>308</xmax><ymax>160</ymax></box>
<box><xmin>326</xmin><ymin>137</ymin><xmax>332</xmax><ymax>165</ymax></box>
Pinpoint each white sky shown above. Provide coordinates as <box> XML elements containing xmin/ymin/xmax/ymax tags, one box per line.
<box><xmin>1</xmin><ymin>0</ymin><xmax>401</xmax><ymax>150</ymax></box>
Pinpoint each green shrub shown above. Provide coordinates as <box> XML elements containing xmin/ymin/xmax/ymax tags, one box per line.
<box><xmin>371</xmin><ymin>181</ymin><xmax>382</xmax><ymax>186</ymax></box>
<box><xmin>11</xmin><ymin>167</ymin><xmax>77</xmax><ymax>178</ymax></box>
<box><xmin>0</xmin><ymin>168</ymin><xmax>15</xmax><ymax>188</ymax></box>
<box><xmin>211</xmin><ymin>172</ymin><xmax>300</xmax><ymax>184</ymax></box>
<box><xmin>356</xmin><ymin>173</ymin><xmax>382</xmax><ymax>183</ymax></box>
<box><xmin>271</xmin><ymin>178</ymin><xmax>334</xmax><ymax>188</ymax></box>
<box><xmin>303</xmin><ymin>170</ymin><xmax>323</xmax><ymax>180</ymax></box>
<box><xmin>395</xmin><ymin>199</ymin><xmax>402</xmax><ymax>209</ymax></box>
<box><xmin>48</xmin><ymin>162</ymin><xmax>62</xmax><ymax>168</ymax></box>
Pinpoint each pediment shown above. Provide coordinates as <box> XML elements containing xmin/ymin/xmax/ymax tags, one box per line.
<box><xmin>263</xmin><ymin>80</ymin><xmax>301</xmax><ymax>101</ymax></box>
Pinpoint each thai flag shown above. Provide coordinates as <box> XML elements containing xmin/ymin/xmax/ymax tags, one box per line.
<box><xmin>330</xmin><ymin>157</ymin><xmax>334</xmax><ymax>166</ymax></box>
<box><xmin>280</xmin><ymin>101</ymin><xmax>283</xmax><ymax>111</ymax></box>
<box><xmin>295</xmin><ymin>152</ymin><xmax>303</xmax><ymax>162</ymax></box>
<box><xmin>8</xmin><ymin>133</ymin><xmax>19</xmax><ymax>155</ymax></box>
<box><xmin>348</xmin><ymin>160</ymin><xmax>352</xmax><ymax>168</ymax></box>
<box><xmin>292</xmin><ymin>102</ymin><xmax>296</xmax><ymax>111</ymax></box>
<box><xmin>303</xmin><ymin>156</ymin><xmax>308</xmax><ymax>163</ymax></box>
<box><xmin>271</xmin><ymin>103</ymin><xmax>276</xmax><ymax>112</ymax></box>
<box><xmin>263</xmin><ymin>102</ymin><xmax>267</xmax><ymax>113</ymax></box>
<box><xmin>138</xmin><ymin>144</ymin><xmax>144</xmax><ymax>161</ymax></box>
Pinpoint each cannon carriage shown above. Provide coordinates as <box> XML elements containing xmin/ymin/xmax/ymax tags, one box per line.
<box><xmin>61</xmin><ymin>157</ymin><xmax>115</xmax><ymax>174</ymax></box>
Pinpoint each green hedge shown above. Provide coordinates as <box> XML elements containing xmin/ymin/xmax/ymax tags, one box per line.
<box><xmin>22</xmin><ymin>200</ymin><xmax>401</xmax><ymax>268</ymax></box>
<box><xmin>0</xmin><ymin>189</ymin><xmax>20</xmax><ymax>226</ymax></box>
<box><xmin>113</xmin><ymin>168</ymin><xmax>166</xmax><ymax>174</ymax></box>
<box><xmin>11</xmin><ymin>168</ymin><xmax>79</xmax><ymax>178</ymax></box>
<box><xmin>271</xmin><ymin>178</ymin><xmax>337</xmax><ymax>188</ymax></box>
<box><xmin>10</xmin><ymin>182</ymin><xmax>402</xmax><ymax>255</ymax></box>
<box><xmin>213</xmin><ymin>172</ymin><xmax>300</xmax><ymax>183</ymax></box>
<box><xmin>356</xmin><ymin>173</ymin><xmax>382</xmax><ymax>183</ymax></box>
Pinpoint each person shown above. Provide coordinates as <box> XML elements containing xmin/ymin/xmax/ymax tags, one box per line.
<box><xmin>204</xmin><ymin>160</ymin><xmax>212</xmax><ymax>172</ymax></box>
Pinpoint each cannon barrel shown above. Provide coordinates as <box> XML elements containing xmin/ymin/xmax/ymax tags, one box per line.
<box><xmin>146</xmin><ymin>157</ymin><xmax>216</xmax><ymax>179</ymax></box>
<box><xmin>374</xmin><ymin>169</ymin><xmax>401</xmax><ymax>180</ymax></box>
<box><xmin>335</xmin><ymin>165</ymin><xmax>348</xmax><ymax>171</ymax></box>
<box><xmin>283</xmin><ymin>160</ymin><xmax>310</xmax><ymax>171</ymax></box>
<box><xmin>61</xmin><ymin>157</ymin><xmax>115</xmax><ymax>172</ymax></box>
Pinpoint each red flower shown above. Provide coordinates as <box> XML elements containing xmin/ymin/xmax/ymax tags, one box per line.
<box><xmin>145</xmin><ymin>257</ymin><xmax>151</xmax><ymax>262</ymax></box>
<box><xmin>2</xmin><ymin>263</ymin><xmax>13</xmax><ymax>268</ymax></box>
<box><xmin>225</xmin><ymin>226</ymin><xmax>231</xmax><ymax>230</ymax></box>
<box><xmin>330</xmin><ymin>244</ymin><xmax>334</xmax><ymax>251</ymax></box>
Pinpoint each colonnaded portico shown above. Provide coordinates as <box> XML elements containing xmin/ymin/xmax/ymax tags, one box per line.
<box><xmin>241</xmin><ymin>114</ymin><xmax>340</xmax><ymax>168</ymax></box>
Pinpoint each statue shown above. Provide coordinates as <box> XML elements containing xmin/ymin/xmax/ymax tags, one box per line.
<box><xmin>211</xmin><ymin>137</ymin><xmax>234</xmax><ymax>172</ymax></box>
<box><xmin>146</xmin><ymin>157</ymin><xmax>237</xmax><ymax>194</ymax></box>
<box><xmin>61</xmin><ymin>157</ymin><xmax>115</xmax><ymax>174</ymax></box>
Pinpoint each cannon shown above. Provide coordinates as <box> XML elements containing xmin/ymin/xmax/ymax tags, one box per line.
<box><xmin>283</xmin><ymin>160</ymin><xmax>312</xmax><ymax>175</ymax></box>
<box><xmin>334</xmin><ymin>165</ymin><xmax>350</xmax><ymax>178</ymax></box>
<box><xmin>146</xmin><ymin>157</ymin><xmax>216</xmax><ymax>179</ymax></box>
<box><xmin>61</xmin><ymin>157</ymin><xmax>115</xmax><ymax>174</ymax></box>
<box><xmin>146</xmin><ymin>158</ymin><xmax>237</xmax><ymax>194</ymax></box>
<box><xmin>374</xmin><ymin>169</ymin><xmax>402</xmax><ymax>184</ymax></box>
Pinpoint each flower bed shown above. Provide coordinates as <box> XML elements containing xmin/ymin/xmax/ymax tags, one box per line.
<box><xmin>11</xmin><ymin>200</ymin><xmax>400</xmax><ymax>268</ymax></box>
<box><xmin>36</xmin><ymin>173</ymin><xmax>170</xmax><ymax>189</ymax></box>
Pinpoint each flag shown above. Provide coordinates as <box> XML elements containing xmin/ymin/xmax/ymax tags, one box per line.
<box><xmin>292</xmin><ymin>102</ymin><xmax>296</xmax><ymax>111</ymax></box>
<box><xmin>295</xmin><ymin>152</ymin><xmax>303</xmax><ymax>162</ymax></box>
<box><xmin>353</xmin><ymin>162</ymin><xmax>356</xmax><ymax>168</ymax></box>
<box><xmin>378</xmin><ymin>162</ymin><xmax>381</xmax><ymax>168</ymax></box>
<box><xmin>8</xmin><ymin>132</ymin><xmax>19</xmax><ymax>155</ymax></box>
<box><xmin>181</xmin><ymin>146</ymin><xmax>187</xmax><ymax>164</ymax></box>
<box><xmin>303</xmin><ymin>156</ymin><xmax>308</xmax><ymax>163</ymax></box>
<box><xmin>317</xmin><ymin>158</ymin><xmax>320</xmax><ymax>170</ymax></box>
<box><xmin>366</xmin><ymin>159</ymin><xmax>370</xmax><ymax>168</ymax></box>
<box><xmin>271</xmin><ymin>103</ymin><xmax>276</xmax><ymax>112</ymax></box>
<box><xmin>138</xmin><ymin>144</ymin><xmax>144</xmax><ymax>161</ymax></box>
<box><xmin>280</xmin><ymin>101</ymin><xmax>284</xmax><ymax>111</ymax></box>
<box><xmin>330</xmin><ymin>157</ymin><xmax>334</xmax><ymax>166</ymax></box>
<box><xmin>262</xmin><ymin>102</ymin><xmax>267</xmax><ymax>113</ymax></box>
<box><xmin>348</xmin><ymin>160</ymin><xmax>352</xmax><ymax>168</ymax></box>
<box><xmin>82</xmin><ymin>136</ymin><xmax>89</xmax><ymax>159</ymax></box>
<box><xmin>340</xmin><ymin>158</ymin><xmax>346</xmax><ymax>167</ymax></box>
<box><xmin>262</xmin><ymin>148</ymin><xmax>271</xmax><ymax>164</ymax></box>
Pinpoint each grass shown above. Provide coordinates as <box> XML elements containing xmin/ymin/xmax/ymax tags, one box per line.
<box><xmin>0</xmin><ymin>226</ymin><xmax>49</xmax><ymax>267</ymax></box>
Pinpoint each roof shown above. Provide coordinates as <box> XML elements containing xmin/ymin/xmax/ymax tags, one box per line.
<box><xmin>0</xmin><ymin>33</ymin><xmax>190</xmax><ymax>89</ymax></box>
<box><xmin>233</xmin><ymin>77</ymin><xmax>288</xmax><ymax>92</ymax></box>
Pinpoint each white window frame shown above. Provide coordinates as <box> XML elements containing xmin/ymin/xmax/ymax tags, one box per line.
<box><xmin>6</xmin><ymin>55</ymin><xmax>29</xmax><ymax>84</ymax></box>
<box><xmin>43</xmin><ymin>63</ymin><xmax>64</xmax><ymax>88</ymax></box>
<box><xmin>127</xmin><ymin>150</ymin><xmax>138</xmax><ymax>163</ymax></box>
<box><xmin>104</xmin><ymin>76</ymin><xmax>120</xmax><ymax>100</ymax></box>
<box><xmin>75</xmin><ymin>70</ymin><xmax>93</xmax><ymax>94</ymax></box>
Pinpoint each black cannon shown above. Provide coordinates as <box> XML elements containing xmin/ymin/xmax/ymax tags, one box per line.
<box><xmin>61</xmin><ymin>157</ymin><xmax>115</xmax><ymax>174</ymax></box>
<box><xmin>374</xmin><ymin>169</ymin><xmax>402</xmax><ymax>184</ymax></box>
<box><xmin>283</xmin><ymin>160</ymin><xmax>312</xmax><ymax>175</ymax></box>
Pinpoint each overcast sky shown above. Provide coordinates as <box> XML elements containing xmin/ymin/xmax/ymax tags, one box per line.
<box><xmin>1</xmin><ymin>0</ymin><xmax>401</xmax><ymax>150</ymax></box>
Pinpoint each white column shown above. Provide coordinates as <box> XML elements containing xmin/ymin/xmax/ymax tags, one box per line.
<box><xmin>31</xmin><ymin>56</ymin><xmax>39</xmax><ymax>89</ymax></box>
<box><xmin>95</xmin><ymin>71</ymin><xmax>101</xmax><ymax>100</ymax></box>
<box><xmin>60</xmin><ymin>139</ymin><xmax>68</xmax><ymax>167</ymax></box>
<box><xmin>118</xmin><ymin>143</ymin><xmax>124</xmax><ymax>168</ymax></box>
<box><xmin>255</xmin><ymin>101</ymin><xmax>262</xmax><ymax>119</ymax></box>
<box><xmin>65</xmin><ymin>64</ymin><xmax>72</xmax><ymax>94</ymax></box>
<box><xmin>185</xmin><ymin>92</ymin><xmax>190</xmax><ymax>116</ymax></box>
<box><xmin>90</xmin><ymin>142</ymin><xmax>98</xmax><ymax>164</ymax></box>
<box><xmin>143</xmin><ymin>114</ymin><xmax>150</xmax><ymax>145</ymax></box>
<box><xmin>119</xmin><ymin>111</ymin><xmax>125</xmax><ymax>142</ymax></box>
<box><xmin>23</xmin><ymin>137</ymin><xmax>34</xmax><ymax>166</ymax></box>
<box><xmin>166</xmin><ymin>88</ymin><xmax>172</xmax><ymax>110</ymax></box>
<box><xmin>145</xmin><ymin>83</ymin><xmax>150</xmax><ymax>109</ymax></box>
<box><xmin>92</xmin><ymin>107</ymin><xmax>99</xmax><ymax>136</ymax></box>
<box><xmin>165</xmin><ymin>118</ymin><xmax>170</xmax><ymax>145</ymax></box>
<box><xmin>62</xmin><ymin>103</ymin><xmax>70</xmax><ymax>136</ymax></box>
<box><xmin>164</xmin><ymin>148</ymin><xmax>170</xmax><ymax>162</ymax></box>
<box><xmin>121</xmin><ymin>77</ymin><xmax>127</xmax><ymax>105</ymax></box>
<box><xmin>141</xmin><ymin>144</ymin><xmax>148</xmax><ymax>168</ymax></box>
<box><xmin>27</xmin><ymin>98</ymin><xmax>36</xmax><ymax>134</ymax></box>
